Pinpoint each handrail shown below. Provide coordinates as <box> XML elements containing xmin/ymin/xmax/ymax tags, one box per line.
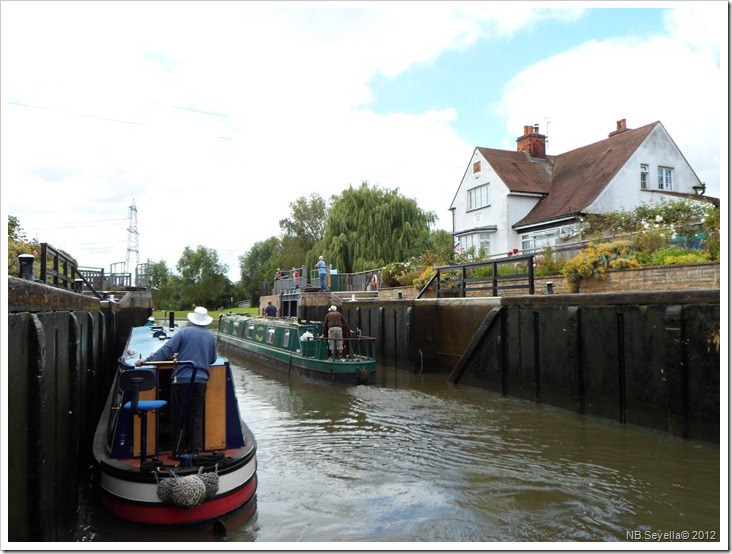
<box><xmin>417</xmin><ymin>254</ymin><xmax>536</xmax><ymax>298</ymax></box>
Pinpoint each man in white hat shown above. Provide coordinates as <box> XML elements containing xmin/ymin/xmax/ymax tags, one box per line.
<box><xmin>136</xmin><ymin>306</ymin><xmax>217</xmax><ymax>455</ymax></box>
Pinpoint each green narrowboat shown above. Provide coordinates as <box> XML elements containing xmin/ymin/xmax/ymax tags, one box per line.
<box><xmin>217</xmin><ymin>314</ymin><xmax>377</xmax><ymax>385</ymax></box>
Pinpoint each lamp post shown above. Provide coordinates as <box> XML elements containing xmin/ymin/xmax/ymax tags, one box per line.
<box><xmin>692</xmin><ymin>183</ymin><xmax>706</xmax><ymax>196</ymax></box>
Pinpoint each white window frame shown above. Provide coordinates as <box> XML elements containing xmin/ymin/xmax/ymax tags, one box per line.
<box><xmin>640</xmin><ymin>164</ymin><xmax>649</xmax><ymax>190</ymax></box>
<box><xmin>459</xmin><ymin>232</ymin><xmax>491</xmax><ymax>258</ymax></box>
<box><xmin>658</xmin><ymin>166</ymin><xmax>673</xmax><ymax>191</ymax></box>
<box><xmin>467</xmin><ymin>184</ymin><xmax>489</xmax><ymax>211</ymax></box>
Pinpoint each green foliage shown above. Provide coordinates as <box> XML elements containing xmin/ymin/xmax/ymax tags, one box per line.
<box><xmin>533</xmin><ymin>246</ymin><xmax>564</xmax><ymax>277</ymax></box>
<box><xmin>580</xmin><ymin>198</ymin><xmax>711</xmax><ymax>236</ymax></box>
<box><xmin>176</xmin><ymin>245</ymin><xmax>230</xmax><ymax>309</ymax></box>
<box><xmin>646</xmin><ymin>247</ymin><xmax>711</xmax><ymax>266</ymax></box>
<box><xmin>7</xmin><ymin>216</ymin><xmax>40</xmax><ymax>278</ymax></box>
<box><xmin>702</xmin><ymin>205</ymin><xmax>720</xmax><ymax>260</ymax></box>
<box><xmin>278</xmin><ymin>193</ymin><xmax>327</xmax><ymax>255</ymax></box>
<box><xmin>412</xmin><ymin>266</ymin><xmax>436</xmax><ymax>289</ymax></box>
<box><xmin>380</xmin><ymin>261</ymin><xmax>414</xmax><ymax>287</ymax></box>
<box><xmin>314</xmin><ymin>182</ymin><xmax>437</xmax><ymax>273</ymax></box>
<box><xmin>146</xmin><ymin>259</ymin><xmax>176</xmax><ymax>309</ymax></box>
<box><xmin>563</xmin><ymin>240</ymin><xmax>640</xmax><ymax>285</ymax></box>
<box><xmin>238</xmin><ymin>236</ymin><xmax>282</xmax><ymax>305</ymax></box>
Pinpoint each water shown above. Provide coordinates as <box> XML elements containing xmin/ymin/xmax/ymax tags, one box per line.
<box><xmin>73</xmin><ymin>353</ymin><xmax>722</xmax><ymax>546</ymax></box>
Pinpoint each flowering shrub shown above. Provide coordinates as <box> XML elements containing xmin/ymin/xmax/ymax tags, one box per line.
<box><xmin>412</xmin><ymin>266</ymin><xmax>436</xmax><ymax>289</ymax></box>
<box><xmin>562</xmin><ymin>240</ymin><xmax>640</xmax><ymax>287</ymax></box>
<box><xmin>533</xmin><ymin>246</ymin><xmax>564</xmax><ymax>277</ymax></box>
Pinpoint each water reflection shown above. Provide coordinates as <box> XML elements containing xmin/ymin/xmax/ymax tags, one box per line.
<box><xmin>74</xmin><ymin>353</ymin><xmax>720</xmax><ymax>545</ymax></box>
<box><xmin>226</xmin><ymin>355</ymin><xmax>719</xmax><ymax>543</ymax></box>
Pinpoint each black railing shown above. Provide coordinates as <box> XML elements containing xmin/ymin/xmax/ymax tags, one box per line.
<box><xmin>39</xmin><ymin>243</ymin><xmax>104</xmax><ymax>300</ymax></box>
<box><xmin>417</xmin><ymin>254</ymin><xmax>536</xmax><ymax>299</ymax></box>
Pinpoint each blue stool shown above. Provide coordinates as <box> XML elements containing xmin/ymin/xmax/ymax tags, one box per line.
<box><xmin>119</xmin><ymin>368</ymin><xmax>167</xmax><ymax>465</ymax></box>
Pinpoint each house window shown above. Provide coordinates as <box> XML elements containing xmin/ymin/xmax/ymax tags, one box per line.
<box><xmin>521</xmin><ymin>229</ymin><xmax>561</xmax><ymax>253</ymax></box>
<box><xmin>658</xmin><ymin>167</ymin><xmax>673</xmax><ymax>191</ymax></box>
<box><xmin>468</xmin><ymin>184</ymin><xmax>489</xmax><ymax>210</ymax></box>
<box><xmin>640</xmin><ymin>164</ymin><xmax>649</xmax><ymax>190</ymax></box>
<box><xmin>459</xmin><ymin>233</ymin><xmax>491</xmax><ymax>257</ymax></box>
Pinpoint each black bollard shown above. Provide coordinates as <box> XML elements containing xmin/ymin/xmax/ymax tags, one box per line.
<box><xmin>74</xmin><ymin>279</ymin><xmax>84</xmax><ymax>294</ymax></box>
<box><xmin>169</xmin><ymin>311</ymin><xmax>175</xmax><ymax>331</ymax></box>
<box><xmin>546</xmin><ymin>282</ymin><xmax>554</xmax><ymax>294</ymax></box>
<box><xmin>18</xmin><ymin>254</ymin><xmax>34</xmax><ymax>281</ymax></box>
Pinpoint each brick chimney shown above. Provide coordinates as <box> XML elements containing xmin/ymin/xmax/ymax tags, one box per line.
<box><xmin>516</xmin><ymin>124</ymin><xmax>546</xmax><ymax>159</ymax></box>
<box><xmin>608</xmin><ymin>118</ymin><xmax>629</xmax><ymax>137</ymax></box>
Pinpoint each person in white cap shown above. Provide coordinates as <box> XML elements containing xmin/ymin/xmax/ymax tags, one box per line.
<box><xmin>136</xmin><ymin>306</ymin><xmax>217</xmax><ymax>455</ymax></box>
<box><xmin>321</xmin><ymin>305</ymin><xmax>350</xmax><ymax>360</ymax></box>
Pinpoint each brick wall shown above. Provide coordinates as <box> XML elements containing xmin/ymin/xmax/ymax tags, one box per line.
<box><xmin>576</xmin><ymin>262</ymin><xmax>720</xmax><ymax>293</ymax></box>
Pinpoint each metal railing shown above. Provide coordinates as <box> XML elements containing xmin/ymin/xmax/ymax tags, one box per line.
<box><xmin>38</xmin><ymin>243</ymin><xmax>104</xmax><ymax>300</ymax></box>
<box><xmin>417</xmin><ymin>254</ymin><xmax>536</xmax><ymax>299</ymax></box>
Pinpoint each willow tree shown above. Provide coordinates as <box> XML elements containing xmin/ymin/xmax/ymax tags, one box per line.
<box><xmin>313</xmin><ymin>182</ymin><xmax>436</xmax><ymax>273</ymax></box>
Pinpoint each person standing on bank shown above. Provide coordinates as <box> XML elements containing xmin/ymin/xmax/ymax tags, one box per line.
<box><xmin>322</xmin><ymin>305</ymin><xmax>350</xmax><ymax>360</ymax></box>
<box><xmin>264</xmin><ymin>301</ymin><xmax>277</xmax><ymax>317</ymax></box>
<box><xmin>135</xmin><ymin>306</ymin><xmax>217</xmax><ymax>455</ymax></box>
<box><xmin>315</xmin><ymin>256</ymin><xmax>327</xmax><ymax>292</ymax></box>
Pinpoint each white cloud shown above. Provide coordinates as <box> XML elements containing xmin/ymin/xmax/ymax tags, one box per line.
<box><xmin>496</xmin><ymin>5</ymin><xmax>725</xmax><ymax>199</ymax></box>
<box><xmin>2</xmin><ymin>2</ymin><xmax>725</xmax><ymax>282</ymax></box>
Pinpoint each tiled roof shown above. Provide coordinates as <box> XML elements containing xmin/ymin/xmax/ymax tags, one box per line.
<box><xmin>476</xmin><ymin>147</ymin><xmax>553</xmax><ymax>194</ymax></box>
<box><xmin>482</xmin><ymin>121</ymin><xmax>659</xmax><ymax>229</ymax></box>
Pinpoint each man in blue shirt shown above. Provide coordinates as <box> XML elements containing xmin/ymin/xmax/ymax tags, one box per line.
<box><xmin>136</xmin><ymin>306</ymin><xmax>217</xmax><ymax>455</ymax></box>
<box><xmin>264</xmin><ymin>301</ymin><xmax>277</xmax><ymax>317</ymax></box>
<box><xmin>316</xmin><ymin>255</ymin><xmax>327</xmax><ymax>291</ymax></box>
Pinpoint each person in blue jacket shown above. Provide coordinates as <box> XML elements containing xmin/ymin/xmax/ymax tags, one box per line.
<box><xmin>136</xmin><ymin>306</ymin><xmax>217</xmax><ymax>455</ymax></box>
<box><xmin>316</xmin><ymin>255</ymin><xmax>327</xmax><ymax>291</ymax></box>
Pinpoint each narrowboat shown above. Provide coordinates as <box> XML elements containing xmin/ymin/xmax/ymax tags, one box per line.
<box><xmin>217</xmin><ymin>314</ymin><xmax>377</xmax><ymax>385</ymax></box>
<box><xmin>92</xmin><ymin>323</ymin><xmax>257</xmax><ymax>528</ymax></box>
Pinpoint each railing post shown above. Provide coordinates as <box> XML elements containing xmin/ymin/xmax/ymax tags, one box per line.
<box><xmin>18</xmin><ymin>254</ymin><xmax>35</xmax><ymax>280</ymax></box>
<box><xmin>492</xmin><ymin>261</ymin><xmax>498</xmax><ymax>296</ymax></box>
<box><xmin>528</xmin><ymin>255</ymin><xmax>535</xmax><ymax>294</ymax></box>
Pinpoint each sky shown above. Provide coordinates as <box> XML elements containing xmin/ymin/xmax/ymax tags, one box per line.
<box><xmin>1</xmin><ymin>1</ymin><xmax>727</xmax><ymax>282</ymax></box>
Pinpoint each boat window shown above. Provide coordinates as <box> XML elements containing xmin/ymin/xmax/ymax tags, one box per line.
<box><xmin>246</xmin><ymin>324</ymin><xmax>254</xmax><ymax>339</ymax></box>
<box><xmin>266</xmin><ymin>328</ymin><xmax>275</xmax><ymax>344</ymax></box>
<box><xmin>284</xmin><ymin>330</ymin><xmax>290</xmax><ymax>347</ymax></box>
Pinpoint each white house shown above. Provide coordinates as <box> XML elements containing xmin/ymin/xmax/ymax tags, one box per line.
<box><xmin>449</xmin><ymin>119</ymin><xmax>711</xmax><ymax>257</ymax></box>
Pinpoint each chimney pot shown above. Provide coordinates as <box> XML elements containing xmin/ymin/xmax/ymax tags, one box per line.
<box><xmin>517</xmin><ymin>124</ymin><xmax>546</xmax><ymax>159</ymax></box>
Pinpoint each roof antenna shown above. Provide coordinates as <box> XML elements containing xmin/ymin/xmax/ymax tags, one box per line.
<box><xmin>544</xmin><ymin>117</ymin><xmax>550</xmax><ymax>145</ymax></box>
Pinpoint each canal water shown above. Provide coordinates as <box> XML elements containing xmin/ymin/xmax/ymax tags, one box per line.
<box><xmin>73</xmin><ymin>352</ymin><xmax>722</xmax><ymax>546</ymax></box>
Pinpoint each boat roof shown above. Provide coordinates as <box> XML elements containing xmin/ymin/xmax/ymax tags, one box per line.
<box><xmin>124</xmin><ymin>325</ymin><xmax>227</xmax><ymax>365</ymax></box>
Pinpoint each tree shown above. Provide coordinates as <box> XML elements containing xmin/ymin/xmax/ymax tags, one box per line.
<box><xmin>145</xmin><ymin>259</ymin><xmax>181</xmax><ymax>309</ymax></box>
<box><xmin>314</xmin><ymin>182</ymin><xmax>437</xmax><ymax>273</ymax></box>
<box><xmin>7</xmin><ymin>215</ymin><xmax>40</xmax><ymax>278</ymax></box>
<box><xmin>176</xmin><ymin>246</ymin><xmax>230</xmax><ymax>308</ymax></box>
<box><xmin>238</xmin><ymin>236</ymin><xmax>282</xmax><ymax>305</ymax></box>
<box><xmin>278</xmin><ymin>193</ymin><xmax>327</xmax><ymax>255</ymax></box>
